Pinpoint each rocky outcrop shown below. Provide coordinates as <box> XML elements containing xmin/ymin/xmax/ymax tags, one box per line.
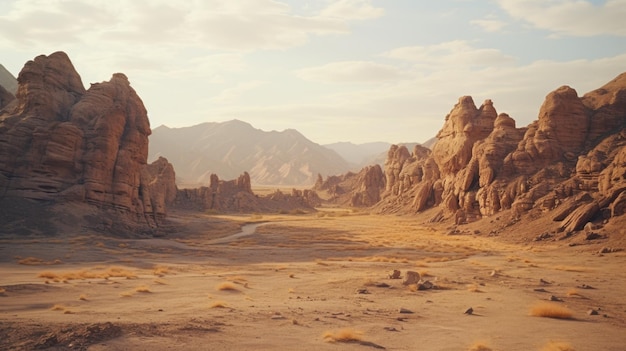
<box><xmin>372</xmin><ymin>72</ymin><xmax>626</xmax><ymax>233</ymax></box>
<box><xmin>350</xmin><ymin>165</ymin><xmax>385</xmax><ymax>207</ymax></box>
<box><xmin>175</xmin><ymin>172</ymin><xmax>320</xmax><ymax>213</ymax></box>
<box><xmin>314</xmin><ymin>164</ymin><xmax>385</xmax><ymax>207</ymax></box>
<box><xmin>0</xmin><ymin>52</ymin><xmax>173</xmax><ymax>235</ymax></box>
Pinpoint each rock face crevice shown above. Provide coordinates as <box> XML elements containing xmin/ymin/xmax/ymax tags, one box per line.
<box><xmin>0</xmin><ymin>52</ymin><xmax>172</xmax><ymax>234</ymax></box>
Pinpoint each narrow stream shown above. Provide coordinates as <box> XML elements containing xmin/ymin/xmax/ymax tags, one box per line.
<box><xmin>129</xmin><ymin>222</ymin><xmax>268</xmax><ymax>250</ymax></box>
<box><xmin>205</xmin><ymin>222</ymin><xmax>268</xmax><ymax>244</ymax></box>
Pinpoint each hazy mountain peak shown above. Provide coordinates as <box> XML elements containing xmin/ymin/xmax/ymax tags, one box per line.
<box><xmin>0</xmin><ymin>64</ymin><xmax>18</xmax><ymax>94</ymax></box>
<box><xmin>149</xmin><ymin>120</ymin><xmax>351</xmax><ymax>186</ymax></box>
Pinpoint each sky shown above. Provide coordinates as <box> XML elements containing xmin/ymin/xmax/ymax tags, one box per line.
<box><xmin>1</xmin><ymin>0</ymin><xmax>625</xmax><ymax>144</ymax></box>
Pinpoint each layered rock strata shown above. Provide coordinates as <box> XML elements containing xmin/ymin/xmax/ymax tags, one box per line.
<box><xmin>0</xmin><ymin>52</ymin><xmax>173</xmax><ymax>234</ymax></box>
<box><xmin>372</xmin><ymin>73</ymin><xmax>626</xmax><ymax>233</ymax></box>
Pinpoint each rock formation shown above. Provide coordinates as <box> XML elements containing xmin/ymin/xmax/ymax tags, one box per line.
<box><xmin>369</xmin><ymin>72</ymin><xmax>626</xmax><ymax>234</ymax></box>
<box><xmin>314</xmin><ymin>164</ymin><xmax>385</xmax><ymax>207</ymax></box>
<box><xmin>175</xmin><ymin>172</ymin><xmax>320</xmax><ymax>213</ymax></box>
<box><xmin>0</xmin><ymin>52</ymin><xmax>175</xmax><ymax>235</ymax></box>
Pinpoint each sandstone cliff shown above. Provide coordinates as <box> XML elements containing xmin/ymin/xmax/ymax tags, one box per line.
<box><xmin>369</xmin><ymin>72</ymin><xmax>626</xmax><ymax>235</ymax></box>
<box><xmin>0</xmin><ymin>52</ymin><xmax>174</xmax><ymax>235</ymax></box>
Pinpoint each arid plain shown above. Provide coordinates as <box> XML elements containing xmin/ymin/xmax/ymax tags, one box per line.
<box><xmin>2</xmin><ymin>208</ymin><xmax>625</xmax><ymax>351</ymax></box>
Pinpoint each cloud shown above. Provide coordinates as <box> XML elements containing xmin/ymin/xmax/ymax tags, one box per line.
<box><xmin>207</xmin><ymin>51</ymin><xmax>626</xmax><ymax>144</ymax></box>
<box><xmin>383</xmin><ymin>41</ymin><xmax>515</xmax><ymax>67</ymax></box>
<box><xmin>496</xmin><ymin>0</ymin><xmax>626</xmax><ymax>36</ymax></box>
<box><xmin>0</xmin><ymin>0</ymin><xmax>375</xmax><ymax>52</ymax></box>
<box><xmin>209</xmin><ymin>81</ymin><xmax>266</xmax><ymax>104</ymax></box>
<box><xmin>296</xmin><ymin>61</ymin><xmax>405</xmax><ymax>83</ymax></box>
<box><xmin>471</xmin><ymin>18</ymin><xmax>507</xmax><ymax>32</ymax></box>
<box><xmin>320</xmin><ymin>0</ymin><xmax>385</xmax><ymax>20</ymax></box>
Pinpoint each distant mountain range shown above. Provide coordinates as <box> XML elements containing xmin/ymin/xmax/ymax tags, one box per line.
<box><xmin>149</xmin><ymin>120</ymin><xmax>354</xmax><ymax>186</ymax></box>
<box><xmin>323</xmin><ymin>141</ymin><xmax>391</xmax><ymax>168</ymax></box>
<box><xmin>0</xmin><ymin>64</ymin><xmax>18</xmax><ymax>94</ymax></box>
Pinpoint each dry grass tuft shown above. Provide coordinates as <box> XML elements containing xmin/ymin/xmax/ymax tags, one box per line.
<box><xmin>554</xmin><ymin>265</ymin><xmax>590</xmax><ymax>273</ymax></box>
<box><xmin>468</xmin><ymin>341</ymin><xmax>493</xmax><ymax>351</ymax></box>
<box><xmin>50</xmin><ymin>304</ymin><xmax>65</xmax><ymax>311</ymax></box>
<box><xmin>18</xmin><ymin>257</ymin><xmax>62</xmax><ymax>265</ymax></box>
<box><xmin>566</xmin><ymin>289</ymin><xmax>583</xmax><ymax>298</ymax></box>
<box><xmin>323</xmin><ymin>328</ymin><xmax>364</xmax><ymax>343</ymax></box>
<box><xmin>530</xmin><ymin>302</ymin><xmax>574</xmax><ymax>319</ymax></box>
<box><xmin>134</xmin><ymin>285</ymin><xmax>151</xmax><ymax>293</ymax></box>
<box><xmin>216</xmin><ymin>282</ymin><xmax>240</xmax><ymax>292</ymax></box>
<box><xmin>541</xmin><ymin>341</ymin><xmax>576</xmax><ymax>351</ymax></box>
<box><xmin>153</xmin><ymin>265</ymin><xmax>173</xmax><ymax>277</ymax></box>
<box><xmin>209</xmin><ymin>301</ymin><xmax>229</xmax><ymax>308</ymax></box>
<box><xmin>37</xmin><ymin>266</ymin><xmax>137</xmax><ymax>282</ymax></box>
<box><xmin>315</xmin><ymin>259</ymin><xmax>329</xmax><ymax>266</ymax></box>
<box><xmin>418</xmin><ymin>269</ymin><xmax>432</xmax><ymax>277</ymax></box>
<box><xmin>467</xmin><ymin>284</ymin><xmax>483</xmax><ymax>293</ymax></box>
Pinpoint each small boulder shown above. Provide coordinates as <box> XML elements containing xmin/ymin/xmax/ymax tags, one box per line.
<box><xmin>402</xmin><ymin>271</ymin><xmax>421</xmax><ymax>286</ymax></box>
<box><xmin>389</xmin><ymin>270</ymin><xmax>401</xmax><ymax>279</ymax></box>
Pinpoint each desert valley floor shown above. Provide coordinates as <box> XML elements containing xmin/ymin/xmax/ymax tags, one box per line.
<box><xmin>1</xmin><ymin>209</ymin><xmax>626</xmax><ymax>351</ymax></box>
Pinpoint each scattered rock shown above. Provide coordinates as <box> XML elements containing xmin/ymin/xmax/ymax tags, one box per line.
<box><xmin>587</xmin><ymin>309</ymin><xmax>599</xmax><ymax>316</ymax></box>
<box><xmin>599</xmin><ymin>247</ymin><xmax>622</xmax><ymax>254</ymax></box>
<box><xmin>402</xmin><ymin>271</ymin><xmax>421</xmax><ymax>286</ymax></box>
<box><xmin>384</xmin><ymin>327</ymin><xmax>399</xmax><ymax>332</ymax></box>
<box><xmin>534</xmin><ymin>232</ymin><xmax>552</xmax><ymax>241</ymax></box>
<box><xmin>549</xmin><ymin>295</ymin><xmax>563</xmax><ymax>302</ymax></box>
<box><xmin>540</xmin><ymin>279</ymin><xmax>551</xmax><ymax>285</ymax></box>
<box><xmin>374</xmin><ymin>282</ymin><xmax>391</xmax><ymax>288</ymax></box>
<box><xmin>416</xmin><ymin>280</ymin><xmax>434</xmax><ymax>290</ymax></box>
<box><xmin>464</xmin><ymin>307</ymin><xmax>474</xmax><ymax>315</ymax></box>
<box><xmin>533</xmin><ymin>288</ymin><xmax>548</xmax><ymax>293</ymax></box>
<box><xmin>355</xmin><ymin>288</ymin><xmax>370</xmax><ymax>294</ymax></box>
<box><xmin>389</xmin><ymin>270</ymin><xmax>401</xmax><ymax>279</ymax></box>
<box><xmin>578</xmin><ymin>284</ymin><xmax>595</xmax><ymax>289</ymax></box>
<box><xmin>398</xmin><ymin>308</ymin><xmax>413</xmax><ymax>314</ymax></box>
<box><xmin>585</xmin><ymin>232</ymin><xmax>602</xmax><ymax>240</ymax></box>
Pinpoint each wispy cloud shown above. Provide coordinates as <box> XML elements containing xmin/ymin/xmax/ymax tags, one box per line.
<box><xmin>383</xmin><ymin>41</ymin><xmax>515</xmax><ymax>67</ymax></box>
<box><xmin>471</xmin><ymin>18</ymin><xmax>507</xmax><ymax>32</ymax></box>
<box><xmin>209</xmin><ymin>81</ymin><xmax>266</xmax><ymax>104</ymax></box>
<box><xmin>320</xmin><ymin>0</ymin><xmax>385</xmax><ymax>20</ymax></box>
<box><xmin>496</xmin><ymin>0</ymin><xmax>626</xmax><ymax>37</ymax></box>
<box><xmin>296</xmin><ymin>61</ymin><xmax>405</xmax><ymax>83</ymax></box>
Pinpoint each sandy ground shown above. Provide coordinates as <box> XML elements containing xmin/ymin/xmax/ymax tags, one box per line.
<box><xmin>1</xmin><ymin>210</ymin><xmax>626</xmax><ymax>351</ymax></box>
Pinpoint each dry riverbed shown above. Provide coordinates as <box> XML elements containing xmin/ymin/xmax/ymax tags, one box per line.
<box><xmin>1</xmin><ymin>210</ymin><xmax>625</xmax><ymax>350</ymax></box>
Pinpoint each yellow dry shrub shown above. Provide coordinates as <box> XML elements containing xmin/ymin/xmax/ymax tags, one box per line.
<box><xmin>215</xmin><ymin>282</ymin><xmax>239</xmax><ymax>292</ymax></box>
<box><xmin>323</xmin><ymin>328</ymin><xmax>363</xmax><ymax>342</ymax></box>
<box><xmin>541</xmin><ymin>341</ymin><xmax>576</xmax><ymax>351</ymax></box>
<box><xmin>529</xmin><ymin>302</ymin><xmax>574</xmax><ymax>319</ymax></box>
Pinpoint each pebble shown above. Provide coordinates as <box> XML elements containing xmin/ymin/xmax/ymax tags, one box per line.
<box><xmin>588</xmin><ymin>309</ymin><xmax>599</xmax><ymax>316</ymax></box>
<box><xmin>398</xmin><ymin>308</ymin><xmax>413</xmax><ymax>314</ymax></box>
<box><xmin>464</xmin><ymin>307</ymin><xmax>473</xmax><ymax>315</ymax></box>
